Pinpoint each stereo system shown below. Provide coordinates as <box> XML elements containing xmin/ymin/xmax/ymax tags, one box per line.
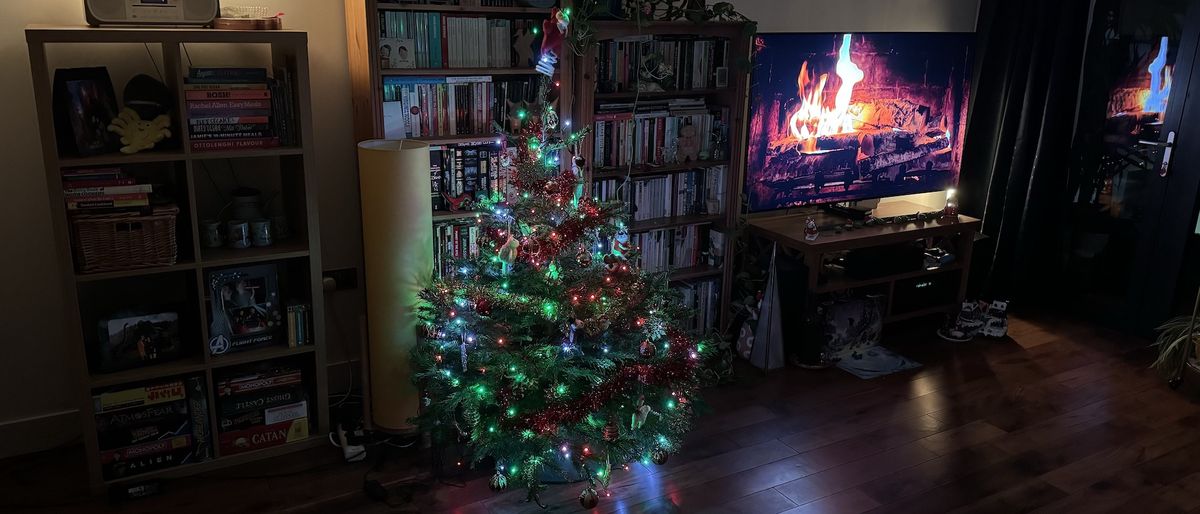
<box><xmin>85</xmin><ymin>0</ymin><xmax>219</xmax><ymax>26</ymax></box>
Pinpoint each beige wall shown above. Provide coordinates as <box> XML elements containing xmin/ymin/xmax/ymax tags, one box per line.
<box><xmin>0</xmin><ymin>0</ymin><xmax>979</xmax><ymax>457</ymax></box>
<box><xmin>0</xmin><ymin>1</ymin><xmax>364</xmax><ymax>458</ymax></box>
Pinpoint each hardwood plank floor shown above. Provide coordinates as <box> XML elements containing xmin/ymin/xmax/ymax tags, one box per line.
<box><xmin>3</xmin><ymin>314</ymin><xmax>1198</xmax><ymax>514</ymax></box>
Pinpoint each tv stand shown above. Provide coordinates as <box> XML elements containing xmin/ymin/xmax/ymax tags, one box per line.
<box><xmin>748</xmin><ymin>202</ymin><xmax>980</xmax><ymax>366</ymax></box>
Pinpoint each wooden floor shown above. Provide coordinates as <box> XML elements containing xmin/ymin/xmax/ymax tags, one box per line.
<box><xmin>6</xmin><ymin>313</ymin><xmax>1200</xmax><ymax>513</ymax></box>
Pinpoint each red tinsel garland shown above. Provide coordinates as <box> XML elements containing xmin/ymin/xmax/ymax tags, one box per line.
<box><xmin>510</xmin><ymin>329</ymin><xmax>699</xmax><ymax>435</ymax></box>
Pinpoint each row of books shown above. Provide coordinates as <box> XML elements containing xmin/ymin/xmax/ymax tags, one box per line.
<box><xmin>592</xmin><ymin>166</ymin><xmax>727</xmax><ymax>222</ymax></box>
<box><xmin>383</xmin><ymin>76</ymin><xmax>540</xmax><ymax>138</ymax></box>
<box><xmin>435</xmin><ymin>222</ymin><xmax>481</xmax><ymax>279</ymax></box>
<box><xmin>593</xmin><ymin>101</ymin><xmax>729</xmax><ymax>168</ymax></box>
<box><xmin>62</xmin><ymin>167</ymin><xmax>152</xmax><ymax>211</ymax></box>
<box><xmin>632</xmin><ymin>225</ymin><xmax>712</xmax><ymax>273</ymax></box>
<box><xmin>379</xmin><ymin>11</ymin><xmax>542</xmax><ymax>69</ymax></box>
<box><xmin>216</xmin><ymin>366</ymin><xmax>310</xmax><ymax>457</ymax></box>
<box><xmin>93</xmin><ymin>377</ymin><xmax>210</xmax><ymax>480</ymax></box>
<box><xmin>675</xmin><ymin>279</ymin><xmax>721</xmax><ymax>332</ymax></box>
<box><xmin>185</xmin><ymin>67</ymin><xmax>298</xmax><ymax>152</ymax></box>
<box><xmin>429</xmin><ymin>142</ymin><xmax>516</xmax><ymax>211</ymax></box>
<box><xmin>598</xmin><ymin>36</ymin><xmax>731</xmax><ymax>93</ymax></box>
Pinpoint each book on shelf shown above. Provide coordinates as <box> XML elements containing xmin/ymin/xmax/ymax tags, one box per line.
<box><xmin>62</xmin><ymin>167</ymin><xmax>155</xmax><ymax>211</ymax></box>
<box><xmin>93</xmin><ymin>376</ymin><xmax>212</xmax><ymax>480</ymax></box>
<box><xmin>382</xmin><ymin>75</ymin><xmax>538</xmax><ymax>138</ymax></box>
<box><xmin>598</xmin><ymin>36</ymin><xmax>731</xmax><ymax>93</ymax></box>
<box><xmin>674</xmin><ymin>279</ymin><xmax>721</xmax><ymax>332</ymax></box>
<box><xmin>185</xmin><ymin>67</ymin><xmax>298</xmax><ymax>151</ymax></box>
<box><xmin>594</xmin><ymin>99</ymin><xmax>730</xmax><ymax>169</ymax></box>
<box><xmin>286</xmin><ymin>304</ymin><xmax>312</xmax><ymax>348</ymax></box>
<box><xmin>435</xmin><ymin>221</ymin><xmax>482</xmax><ymax>279</ymax></box>
<box><xmin>428</xmin><ymin>141</ymin><xmax>511</xmax><ymax>211</ymax></box>
<box><xmin>592</xmin><ymin>165</ymin><xmax>726</xmax><ymax>222</ymax></box>
<box><xmin>378</xmin><ymin>11</ymin><xmax>542</xmax><ymax>69</ymax></box>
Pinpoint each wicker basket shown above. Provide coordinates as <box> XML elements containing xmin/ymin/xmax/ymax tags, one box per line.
<box><xmin>71</xmin><ymin>205</ymin><xmax>179</xmax><ymax>273</ymax></box>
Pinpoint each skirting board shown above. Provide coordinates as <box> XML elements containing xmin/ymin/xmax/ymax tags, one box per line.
<box><xmin>0</xmin><ymin>409</ymin><xmax>79</xmax><ymax>460</ymax></box>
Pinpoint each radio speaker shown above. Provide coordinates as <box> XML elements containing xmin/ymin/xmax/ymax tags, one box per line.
<box><xmin>85</xmin><ymin>0</ymin><xmax>219</xmax><ymax>26</ymax></box>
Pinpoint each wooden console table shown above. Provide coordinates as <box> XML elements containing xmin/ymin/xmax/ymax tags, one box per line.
<box><xmin>748</xmin><ymin>200</ymin><xmax>981</xmax><ymax>339</ymax></box>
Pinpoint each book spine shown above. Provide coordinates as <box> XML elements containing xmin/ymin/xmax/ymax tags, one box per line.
<box><xmin>183</xmin><ymin>83</ymin><xmax>268</xmax><ymax>90</ymax></box>
<box><xmin>189</xmin><ymin>131</ymin><xmax>272</xmax><ymax>140</ymax></box>
<box><xmin>64</xmin><ymin>184</ymin><xmax>153</xmax><ymax>196</ymax></box>
<box><xmin>60</xmin><ymin>178</ymin><xmax>137</xmax><ymax>188</ymax></box>
<box><xmin>186</xmin><ymin>100</ymin><xmax>273</xmax><ymax>112</ymax></box>
<box><xmin>190</xmin><ymin>123</ymin><xmax>271</xmax><ymax>133</ymax></box>
<box><xmin>66</xmin><ymin>198</ymin><xmax>149</xmax><ymax>210</ymax></box>
<box><xmin>190</xmin><ymin>138</ymin><xmax>281</xmax><ymax>152</ymax></box>
<box><xmin>185</xmin><ymin>90</ymin><xmax>272</xmax><ymax>100</ymax></box>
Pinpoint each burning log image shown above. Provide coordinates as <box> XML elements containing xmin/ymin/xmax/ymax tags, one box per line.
<box><xmin>746</xmin><ymin>33</ymin><xmax>973</xmax><ymax>211</ymax></box>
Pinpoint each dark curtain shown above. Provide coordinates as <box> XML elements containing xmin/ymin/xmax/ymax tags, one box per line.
<box><xmin>960</xmin><ymin>0</ymin><xmax>1094</xmax><ymax>302</ymax></box>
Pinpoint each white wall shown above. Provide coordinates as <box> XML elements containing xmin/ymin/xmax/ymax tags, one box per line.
<box><xmin>0</xmin><ymin>0</ymin><xmax>364</xmax><ymax>458</ymax></box>
<box><xmin>730</xmin><ymin>0</ymin><xmax>981</xmax><ymax>209</ymax></box>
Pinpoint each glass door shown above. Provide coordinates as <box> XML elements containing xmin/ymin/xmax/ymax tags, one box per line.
<box><xmin>1064</xmin><ymin>0</ymin><xmax>1200</xmax><ymax>330</ymax></box>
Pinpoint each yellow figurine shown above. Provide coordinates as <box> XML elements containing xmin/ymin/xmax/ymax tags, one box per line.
<box><xmin>107</xmin><ymin>107</ymin><xmax>171</xmax><ymax>154</ymax></box>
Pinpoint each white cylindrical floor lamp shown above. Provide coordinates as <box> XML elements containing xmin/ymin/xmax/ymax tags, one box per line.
<box><xmin>357</xmin><ymin>139</ymin><xmax>432</xmax><ymax>432</ymax></box>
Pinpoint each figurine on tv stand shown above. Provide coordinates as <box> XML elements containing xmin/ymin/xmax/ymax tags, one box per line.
<box><xmin>804</xmin><ymin>217</ymin><xmax>819</xmax><ymax>241</ymax></box>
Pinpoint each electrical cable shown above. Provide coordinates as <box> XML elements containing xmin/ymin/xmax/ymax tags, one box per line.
<box><xmin>144</xmin><ymin>43</ymin><xmax>163</xmax><ymax>82</ymax></box>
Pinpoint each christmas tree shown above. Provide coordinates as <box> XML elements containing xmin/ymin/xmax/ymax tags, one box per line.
<box><xmin>410</xmin><ymin>9</ymin><xmax>713</xmax><ymax>509</ymax></box>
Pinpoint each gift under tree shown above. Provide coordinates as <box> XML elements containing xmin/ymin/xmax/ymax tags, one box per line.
<box><xmin>409</xmin><ymin>8</ymin><xmax>713</xmax><ymax>509</ymax></box>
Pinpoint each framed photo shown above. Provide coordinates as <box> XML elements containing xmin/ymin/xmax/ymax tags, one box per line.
<box><xmin>95</xmin><ymin>312</ymin><xmax>183</xmax><ymax>373</ymax></box>
<box><xmin>52</xmin><ymin>67</ymin><xmax>120</xmax><ymax>156</ymax></box>
<box><xmin>207</xmin><ymin>264</ymin><xmax>283</xmax><ymax>355</ymax></box>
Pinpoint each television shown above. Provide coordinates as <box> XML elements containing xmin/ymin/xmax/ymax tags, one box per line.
<box><xmin>744</xmin><ymin>32</ymin><xmax>973</xmax><ymax>212</ymax></box>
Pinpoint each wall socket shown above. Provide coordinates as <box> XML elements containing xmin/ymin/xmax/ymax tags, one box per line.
<box><xmin>323</xmin><ymin>268</ymin><xmax>359</xmax><ymax>291</ymax></box>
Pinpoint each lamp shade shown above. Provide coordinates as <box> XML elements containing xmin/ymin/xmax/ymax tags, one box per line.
<box><xmin>357</xmin><ymin>139</ymin><xmax>432</xmax><ymax>432</ymax></box>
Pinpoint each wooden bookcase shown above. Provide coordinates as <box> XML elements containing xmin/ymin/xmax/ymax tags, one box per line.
<box><xmin>573</xmin><ymin>21</ymin><xmax>753</xmax><ymax>331</ymax></box>
<box><xmin>344</xmin><ymin>0</ymin><xmax>572</xmax><ymax>244</ymax></box>
<box><xmin>26</xmin><ymin>26</ymin><xmax>327</xmax><ymax>492</ymax></box>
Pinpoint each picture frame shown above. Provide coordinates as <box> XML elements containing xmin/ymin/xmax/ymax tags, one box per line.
<box><xmin>52</xmin><ymin>67</ymin><xmax>120</xmax><ymax>156</ymax></box>
<box><xmin>207</xmin><ymin>264</ymin><xmax>284</xmax><ymax>355</ymax></box>
<box><xmin>95</xmin><ymin>311</ymin><xmax>183</xmax><ymax>373</ymax></box>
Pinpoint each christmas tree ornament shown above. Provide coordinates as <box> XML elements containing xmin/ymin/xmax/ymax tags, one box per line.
<box><xmin>536</xmin><ymin>8</ymin><xmax>570</xmax><ymax>76</ymax></box>
<box><xmin>630</xmin><ymin>395</ymin><xmax>659</xmax><ymax>430</ymax></box>
<box><xmin>521</xmin><ymin>238</ymin><xmax>543</xmax><ymax>261</ymax></box>
<box><xmin>603</xmin><ymin>254</ymin><xmax>621</xmax><ymax>273</ymax></box>
<box><xmin>490</xmin><ymin>471</ymin><xmax>508</xmax><ymax>491</ymax></box>
<box><xmin>462</xmin><ymin>405</ymin><xmax>480</xmax><ymax>429</ymax></box>
<box><xmin>651</xmin><ymin>448</ymin><xmax>669</xmax><ymax>465</ymax></box>
<box><xmin>612</xmin><ymin>227</ymin><xmax>631</xmax><ymax>258</ymax></box>
<box><xmin>498</xmin><ymin>235</ymin><xmax>520</xmax><ymax>266</ymax></box>
<box><xmin>639</xmin><ymin>339</ymin><xmax>657</xmax><ymax>358</ymax></box>
<box><xmin>579</xmin><ymin>486</ymin><xmax>599</xmax><ymax>509</ymax></box>
<box><xmin>602</xmin><ymin>417</ymin><xmax>620</xmax><ymax>442</ymax></box>
<box><xmin>576</xmin><ymin>246</ymin><xmax>593</xmax><ymax>267</ymax></box>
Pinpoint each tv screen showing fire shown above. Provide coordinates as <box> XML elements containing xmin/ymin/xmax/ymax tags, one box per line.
<box><xmin>745</xmin><ymin>32</ymin><xmax>974</xmax><ymax>212</ymax></box>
